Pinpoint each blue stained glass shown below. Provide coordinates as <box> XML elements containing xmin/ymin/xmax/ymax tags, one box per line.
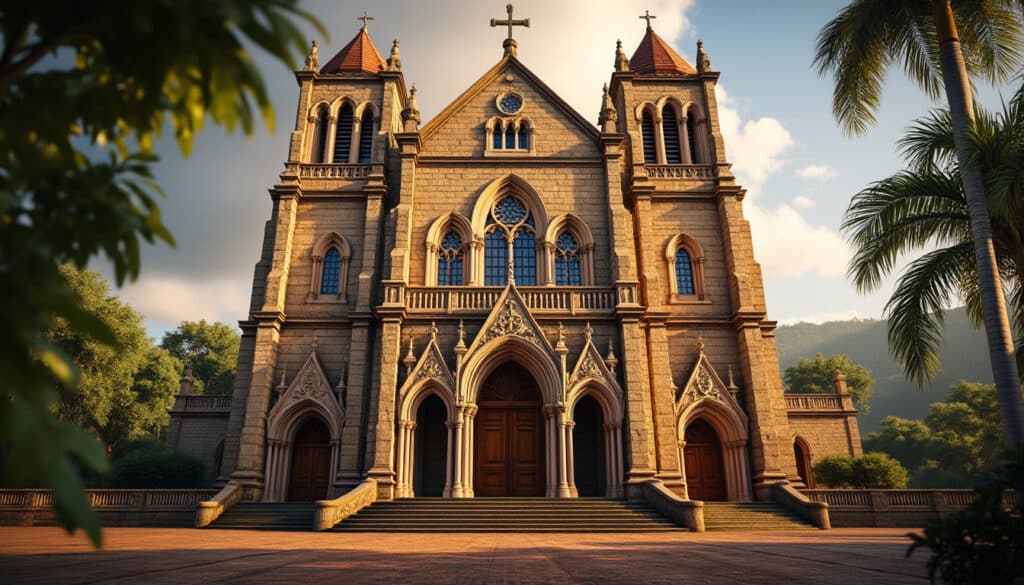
<box><xmin>500</xmin><ymin>93</ymin><xmax>523</xmax><ymax>114</ymax></box>
<box><xmin>675</xmin><ymin>248</ymin><xmax>695</xmax><ymax>295</ymax></box>
<box><xmin>493</xmin><ymin>125</ymin><xmax>503</xmax><ymax>149</ymax></box>
<box><xmin>494</xmin><ymin>197</ymin><xmax>527</xmax><ymax>225</ymax></box>
<box><xmin>441</xmin><ymin>232</ymin><xmax>462</xmax><ymax>250</ymax></box>
<box><xmin>484</xmin><ymin>231</ymin><xmax>507</xmax><ymax>286</ymax></box>
<box><xmin>438</xmin><ymin>231</ymin><xmax>464</xmax><ymax>286</ymax></box>
<box><xmin>320</xmin><ymin>247</ymin><xmax>341</xmax><ymax>294</ymax></box>
<box><xmin>517</xmin><ymin>125</ymin><xmax>528</xmax><ymax>149</ymax></box>
<box><xmin>555</xmin><ymin>232</ymin><xmax>581</xmax><ymax>286</ymax></box>
<box><xmin>513</xmin><ymin>229</ymin><xmax>537</xmax><ymax>285</ymax></box>
<box><xmin>505</xmin><ymin>126</ymin><xmax>515</xmax><ymax>149</ymax></box>
<box><xmin>557</xmin><ymin>232</ymin><xmax>578</xmax><ymax>252</ymax></box>
<box><xmin>449</xmin><ymin>257</ymin><xmax>463</xmax><ymax>286</ymax></box>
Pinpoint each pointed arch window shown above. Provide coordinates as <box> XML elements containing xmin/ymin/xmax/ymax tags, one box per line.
<box><xmin>333</xmin><ymin>104</ymin><xmax>354</xmax><ymax>163</ymax></box>
<box><xmin>686</xmin><ymin>114</ymin><xmax>699</xmax><ymax>163</ymax></box>
<box><xmin>486</xmin><ymin>118</ymin><xmax>533</xmax><ymax>154</ymax></box>
<box><xmin>554</xmin><ymin>232</ymin><xmax>582</xmax><ymax>286</ymax></box>
<box><xmin>437</xmin><ymin>232</ymin><xmax>464</xmax><ymax>286</ymax></box>
<box><xmin>320</xmin><ymin>248</ymin><xmax>341</xmax><ymax>294</ymax></box>
<box><xmin>641</xmin><ymin>110</ymin><xmax>657</xmax><ymax>164</ymax></box>
<box><xmin>674</xmin><ymin>249</ymin><xmax>695</xmax><ymax>295</ymax></box>
<box><xmin>517</xmin><ymin>124</ymin><xmax>529</xmax><ymax>150</ymax></box>
<box><xmin>483</xmin><ymin>195</ymin><xmax>537</xmax><ymax>285</ymax></box>
<box><xmin>309</xmin><ymin>232</ymin><xmax>352</xmax><ymax>302</ymax></box>
<box><xmin>357</xmin><ymin>109</ymin><xmax>374</xmax><ymax>163</ymax></box>
<box><xmin>662</xmin><ymin>106</ymin><xmax>682</xmax><ymax>164</ymax></box>
<box><xmin>666</xmin><ymin>234</ymin><xmax>706</xmax><ymax>302</ymax></box>
<box><xmin>311</xmin><ymin>104</ymin><xmax>330</xmax><ymax>163</ymax></box>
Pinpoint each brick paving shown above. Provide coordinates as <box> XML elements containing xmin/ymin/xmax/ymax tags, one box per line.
<box><xmin>0</xmin><ymin>527</ymin><xmax>929</xmax><ymax>584</ymax></box>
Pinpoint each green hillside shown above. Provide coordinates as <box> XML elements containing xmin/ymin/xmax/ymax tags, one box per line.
<box><xmin>775</xmin><ymin>307</ymin><xmax>993</xmax><ymax>432</ymax></box>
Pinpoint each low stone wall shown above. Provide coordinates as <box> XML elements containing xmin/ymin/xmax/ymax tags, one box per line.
<box><xmin>802</xmin><ymin>489</ymin><xmax>1018</xmax><ymax>527</ymax></box>
<box><xmin>0</xmin><ymin>489</ymin><xmax>216</xmax><ymax>527</ymax></box>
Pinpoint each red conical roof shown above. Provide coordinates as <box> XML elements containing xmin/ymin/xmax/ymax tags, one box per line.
<box><xmin>320</xmin><ymin>28</ymin><xmax>386</xmax><ymax>75</ymax></box>
<box><xmin>629</xmin><ymin>28</ymin><xmax>696</xmax><ymax>75</ymax></box>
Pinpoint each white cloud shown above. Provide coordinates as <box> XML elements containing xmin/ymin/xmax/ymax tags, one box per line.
<box><xmin>714</xmin><ymin>85</ymin><xmax>848</xmax><ymax>279</ymax></box>
<box><xmin>795</xmin><ymin>164</ymin><xmax>838</xmax><ymax>179</ymax></box>
<box><xmin>792</xmin><ymin>195</ymin><xmax>815</xmax><ymax>209</ymax></box>
<box><xmin>117</xmin><ymin>276</ymin><xmax>249</xmax><ymax>326</ymax></box>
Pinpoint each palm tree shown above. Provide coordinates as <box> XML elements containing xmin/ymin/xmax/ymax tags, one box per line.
<box><xmin>843</xmin><ymin>100</ymin><xmax>1024</xmax><ymax>388</ymax></box>
<box><xmin>815</xmin><ymin>1</ymin><xmax>1024</xmax><ymax>450</ymax></box>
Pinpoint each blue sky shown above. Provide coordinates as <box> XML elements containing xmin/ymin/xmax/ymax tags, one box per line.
<box><xmin>102</xmin><ymin>0</ymin><xmax>1017</xmax><ymax>339</ymax></box>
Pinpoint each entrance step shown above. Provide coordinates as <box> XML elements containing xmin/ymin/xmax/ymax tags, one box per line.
<box><xmin>701</xmin><ymin>502</ymin><xmax>816</xmax><ymax>531</ymax></box>
<box><xmin>331</xmin><ymin>498</ymin><xmax>684</xmax><ymax>532</ymax></box>
<box><xmin>209</xmin><ymin>502</ymin><xmax>314</xmax><ymax>531</ymax></box>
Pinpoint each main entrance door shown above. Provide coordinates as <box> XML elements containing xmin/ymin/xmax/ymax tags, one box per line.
<box><xmin>683</xmin><ymin>419</ymin><xmax>727</xmax><ymax>501</ymax></box>
<box><xmin>474</xmin><ymin>362</ymin><xmax>545</xmax><ymax>497</ymax></box>
<box><xmin>287</xmin><ymin>417</ymin><xmax>331</xmax><ymax>501</ymax></box>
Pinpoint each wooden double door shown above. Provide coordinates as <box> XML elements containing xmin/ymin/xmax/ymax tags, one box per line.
<box><xmin>287</xmin><ymin>418</ymin><xmax>331</xmax><ymax>502</ymax></box>
<box><xmin>683</xmin><ymin>419</ymin><xmax>727</xmax><ymax>501</ymax></box>
<box><xmin>474</xmin><ymin>363</ymin><xmax>545</xmax><ymax>497</ymax></box>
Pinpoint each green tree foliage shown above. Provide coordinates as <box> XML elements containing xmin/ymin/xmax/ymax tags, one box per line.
<box><xmin>812</xmin><ymin>452</ymin><xmax>910</xmax><ymax>489</ymax></box>
<box><xmin>161</xmin><ymin>321</ymin><xmax>240</xmax><ymax>395</ymax></box>
<box><xmin>110</xmin><ymin>450</ymin><xmax>206</xmax><ymax>489</ymax></box>
<box><xmin>47</xmin><ymin>266</ymin><xmax>180</xmax><ymax>454</ymax></box>
<box><xmin>783</xmin><ymin>353</ymin><xmax>874</xmax><ymax>413</ymax></box>
<box><xmin>865</xmin><ymin>381</ymin><xmax>1006</xmax><ymax>487</ymax></box>
<box><xmin>908</xmin><ymin>449</ymin><xmax>1024</xmax><ymax>585</ymax></box>
<box><xmin>843</xmin><ymin>98</ymin><xmax>1024</xmax><ymax>385</ymax></box>
<box><xmin>0</xmin><ymin>2</ymin><xmax>324</xmax><ymax>545</ymax></box>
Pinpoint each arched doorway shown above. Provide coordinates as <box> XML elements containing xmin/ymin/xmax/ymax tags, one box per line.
<box><xmin>794</xmin><ymin>438</ymin><xmax>814</xmax><ymax>488</ymax></box>
<box><xmin>415</xmin><ymin>394</ymin><xmax>448</xmax><ymax>497</ymax></box>
<box><xmin>474</xmin><ymin>362</ymin><xmax>545</xmax><ymax>497</ymax></box>
<box><xmin>573</xmin><ymin>395</ymin><xmax>605</xmax><ymax>497</ymax></box>
<box><xmin>683</xmin><ymin>419</ymin><xmax>727</xmax><ymax>501</ymax></box>
<box><xmin>287</xmin><ymin>417</ymin><xmax>331</xmax><ymax>501</ymax></box>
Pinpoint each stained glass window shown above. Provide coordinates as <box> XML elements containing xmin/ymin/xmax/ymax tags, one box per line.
<box><xmin>438</xmin><ymin>232</ymin><xmax>464</xmax><ymax>286</ymax></box>
<box><xmin>499</xmin><ymin>93</ymin><xmax>523</xmax><ymax>114</ymax></box>
<box><xmin>675</xmin><ymin>248</ymin><xmax>695</xmax><ymax>295</ymax></box>
<box><xmin>517</xmin><ymin>124</ymin><xmax>528</xmax><ymax>149</ymax></box>
<box><xmin>321</xmin><ymin>247</ymin><xmax>341</xmax><ymax>294</ymax></box>
<box><xmin>555</xmin><ymin>232</ymin><xmax>581</xmax><ymax>286</ymax></box>
<box><xmin>494</xmin><ymin>197</ymin><xmax>528</xmax><ymax>224</ymax></box>
<box><xmin>505</xmin><ymin>126</ymin><xmax>515</xmax><ymax>149</ymax></box>
<box><xmin>484</xmin><ymin>230</ymin><xmax>507</xmax><ymax>286</ymax></box>
<box><xmin>513</xmin><ymin>229</ymin><xmax>537</xmax><ymax>285</ymax></box>
<box><xmin>493</xmin><ymin>125</ymin><xmax>503</xmax><ymax>149</ymax></box>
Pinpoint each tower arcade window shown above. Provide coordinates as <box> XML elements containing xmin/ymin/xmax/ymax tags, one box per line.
<box><xmin>333</xmin><ymin>104</ymin><xmax>354</xmax><ymax>163</ymax></box>
<box><xmin>320</xmin><ymin>247</ymin><xmax>341</xmax><ymax>295</ymax></box>
<box><xmin>437</xmin><ymin>232</ymin><xmax>465</xmax><ymax>286</ymax></box>
<box><xmin>554</xmin><ymin>232</ymin><xmax>582</xmax><ymax>286</ymax></box>
<box><xmin>674</xmin><ymin>248</ymin><xmax>695</xmax><ymax>295</ymax></box>
<box><xmin>486</xmin><ymin>117</ymin><xmax>533</xmax><ymax>153</ymax></box>
<box><xmin>357</xmin><ymin>109</ymin><xmax>374</xmax><ymax>163</ymax></box>
<box><xmin>662</xmin><ymin>106</ymin><xmax>682</xmax><ymax>164</ymax></box>
<box><xmin>641</xmin><ymin>110</ymin><xmax>657</xmax><ymax>163</ymax></box>
<box><xmin>312</xmin><ymin>105</ymin><xmax>329</xmax><ymax>163</ymax></box>
<box><xmin>686</xmin><ymin>114</ymin><xmax>699</xmax><ymax>163</ymax></box>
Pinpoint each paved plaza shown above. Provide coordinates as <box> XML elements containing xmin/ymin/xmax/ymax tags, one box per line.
<box><xmin>1</xmin><ymin>527</ymin><xmax>929</xmax><ymax>584</ymax></box>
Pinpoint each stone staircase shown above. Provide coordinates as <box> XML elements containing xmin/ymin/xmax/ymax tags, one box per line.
<box><xmin>701</xmin><ymin>502</ymin><xmax>815</xmax><ymax>531</ymax></box>
<box><xmin>210</xmin><ymin>502</ymin><xmax>314</xmax><ymax>531</ymax></box>
<box><xmin>330</xmin><ymin>497</ymin><xmax>683</xmax><ymax>532</ymax></box>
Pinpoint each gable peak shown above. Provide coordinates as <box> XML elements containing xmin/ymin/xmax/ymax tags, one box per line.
<box><xmin>629</xmin><ymin>27</ymin><xmax>696</xmax><ymax>75</ymax></box>
<box><xmin>320</xmin><ymin>26</ymin><xmax>386</xmax><ymax>75</ymax></box>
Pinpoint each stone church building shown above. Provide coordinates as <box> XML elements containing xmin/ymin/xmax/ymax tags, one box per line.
<box><xmin>171</xmin><ymin>9</ymin><xmax>862</xmax><ymax>506</ymax></box>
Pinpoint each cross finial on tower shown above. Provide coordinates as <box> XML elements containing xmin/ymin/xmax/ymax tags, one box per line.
<box><xmin>640</xmin><ymin>10</ymin><xmax>656</xmax><ymax>30</ymax></box>
<box><xmin>490</xmin><ymin>4</ymin><xmax>530</xmax><ymax>57</ymax></box>
<box><xmin>358</xmin><ymin>11</ymin><xmax>374</xmax><ymax>30</ymax></box>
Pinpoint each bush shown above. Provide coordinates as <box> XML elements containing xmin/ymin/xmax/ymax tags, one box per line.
<box><xmin>110</xmin><ymin>450</ymin><xmax>206</xmax><ymax>488</ymax></box>
<box><xmin>812</xmin><ymin>452</ymin><xmax>909</xmax><ymax>488</ymax></box>
<box><xmin>908</xmin><ymin>449</ymin><xmax>1023</xmax><ymax>584</ymax></box>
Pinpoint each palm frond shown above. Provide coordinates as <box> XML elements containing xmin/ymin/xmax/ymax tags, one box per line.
<box><xmin>898</xmin><ymin>109</ymin><xmax>956</xmax><ymax>171</ymax></box>
<box><xmin>953</xmin><ymin>0</ymin><xmax>1024</xmax><ymax>84</ymax></box>
<box><xmin>843</xmin><ymin>172</ymin><xmax>970</xmax><ymax>291</ymax></box>
<box><xmin>884</xmin><ymin>243</ymin><xmax>976</xmax><ymax>385</ymax></box>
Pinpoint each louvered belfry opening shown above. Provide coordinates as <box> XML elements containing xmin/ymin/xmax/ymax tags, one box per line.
<box><xmin>333</xmin><ymin>104</ymin><xmax>354</xmax><ymax>162</ymax></box>
<box><xmin>358</xmin><ymin>109</ymin><xmax>373</xmax><ymax>163</ymax></box>
<box><xmin>641</xmin><ymin>111</ymin><xmax>657</xmax><ymax>163</ymax></box>
<box><xmin>662</xmin><ymin>107</ymin><xmax>682</xmax><ymax>164</ymax></box>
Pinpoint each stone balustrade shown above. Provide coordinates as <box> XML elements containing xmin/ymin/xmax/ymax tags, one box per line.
<box><xmin>801</xmin><ymin>489</ymin><xmax>1017</xmax><ymax>527</ymax></box>
<box><xmin>771</xmin><ymin>482</ymin><xmax>830</xmax><ymax>528</ymax></box>
<box><xmin>784</xmin><ymin>393</ymin><xmax>854</xmax><ymax>412</ymax></box>
<box><xmin>177</xmin><ymin>395</ymin><xmax>232</xmax><ymax>411</ymax></box>
<box><xmin>298</xmin><ymin>163</ymin><xmax>373</xmax><ymax>179</ymax></box>
<box><xmin>0</xmin><ymin>489</ymin><xmax>216</xmax><ymax>527</ymax></box>
<box><xmin>404</xmin><ymin>286</ymin><xmax>617</xmax><ymax>315</ymax></box>
<box><xmin>640</xmin><ymin>478</ymin><xmax>705</xmax><ymax>532</ymax></box>
<box><xmin>314</xmin><ymin>479</ymin><xmax>377</xmax><ymax>530</ymax></box>
<box><xmin>643</xmin><ymin>164</ymin><xmax>716</xmax><ymax>180</ymax></box>
<box><xmin>196</xmin><ymin>481</ymin><xmax>242</xmax><ymax>528</ymax></box>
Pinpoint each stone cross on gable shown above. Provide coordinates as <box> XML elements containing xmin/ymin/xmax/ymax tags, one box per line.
<box><xmin>490</xmin><ymin>3</ymin><xmax>530</xmax><ymax>57</ymax></box>
<box><xmin>358</xmin><ymin>11</ymin><xmax>373</xmax><ymax>30</ymax></box>
<box><xmin>640</xmin><ymin>10</ymin><xmax>656</xmax><ymax>30</ymax></box>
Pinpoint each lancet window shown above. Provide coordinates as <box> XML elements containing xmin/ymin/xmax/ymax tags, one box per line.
<box><xmin>484</xmin><ymin>195</ymin><xmax>537</xmax><ymax>285</ymax></box>
<box><xmin>333</xmin><ymin>104</ymin><xmax>354</xmax><ymax>163</ymax></box>
<box><xmin>437</xmin><ymin>232</ymin><xmax>465</xmax><ymax>286</ymax></box>
<box><xmin>554</xmin><ymin>232</ymin><xmax>582</xmax><ymax>286</ymax></box>
<box><xmin>486</xmin><ymin>118</ymin><xmax>533</xmax><ymax>153</ymax></box>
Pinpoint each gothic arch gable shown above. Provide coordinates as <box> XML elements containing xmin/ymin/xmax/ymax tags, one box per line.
<box><xmin>566</xmin><ymin>331</ymin><xmax>623</xmax><ymax>422</ymax></box>
<box><xmin>399</xmin><ymin>334</ymin><xmax>457</xmax><ymax>421</ymax></box>
<box><xmin>266</xmin><ymin>349</ymin><xmax>345</xmax><ymax>443</ymax></box>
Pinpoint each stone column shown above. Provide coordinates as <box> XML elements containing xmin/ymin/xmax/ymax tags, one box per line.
<box><xmin>394</xmin><ymin>422</ymin><xmax>407</xmax><ymax>497</ymax></box>
<box><xmin>443</xmin><ymin>421</ymin><xmax>455</xmax><ymax>497</ymax></box>
<box><xmin>557</xmin><ymin>406</ymin><xmax>571</xmax><ymax>498</ymax></box>
<box><xmin>463</xmin><ymin>406</ymin><xmax>476</xmax><ymax>497</ymax></box>
<box><xmin>405</xmin><ymin>422</ymin><xmax>416</xmax><ymax>497</ymax></box>
<box><xmin>452</xmin><ymin>407</ymin><xmax>465</xmax><ymax>497</ymax></box>
<box><xmin>566</xmin><ymin>421</ymin><xmax>577</xmax><ymax>497</ymax></box>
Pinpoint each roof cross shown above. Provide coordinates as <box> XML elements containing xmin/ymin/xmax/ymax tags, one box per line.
<box><xmin>357</xmin><ymin>11</ymin><xmax>374</xmax><ymax>30</ymax></box>
<box><xmin>490</xmin><ymin>3</ymin><xmax>530</xmax><ymax>57</ymax></box>
<box><xmin>640</xmin><ymin>10</ymin><xmax>656</xmax><ymax>30</ymax></box>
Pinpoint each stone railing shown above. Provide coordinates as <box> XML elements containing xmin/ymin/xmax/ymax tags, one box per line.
<box><xmin>801</xmin><ymin>489</ymin><xmax>1017</xmax><ymax>527</ymax></box>
<box><xmin>298</xmin><ymin>163</ymin><xmax>373</xmax><ymax>179</ymax></box>
<box><xmin>640</xmin><ymin>478</ymin><xmax>705</xmax><ymax>532</ymax></box>
<box><xmin>0</xmin><ymin>489</ymin><xmax>216</xmax><ymax>527</ymax></box>
<box><xmin>196</xmin><ymin>481</ymin><xmax>242</xmax><ymax>528</ymax></box>
<box><xmin>314</xmin><ymin>479</ymin><xmax>377</xmax><ymax>530</ymax></box>
<box><xmin>643</xmin><ymin>164</ymin><xmax>716</xmax><ymax>180</ymax></box>
<box><xmin>177</xmin><ymin>395</ymin><xmax>232</xmax><ymax>411</ymax></box>
<box><xmin>771</xmin><ymin>482</ymin><xmax>830</xmax><ymax>529</ymax></box>
<box><xmin>405</xmin><ymin>286</ymin><xmax>617</xmax><ymax>315</ymax></box>
<box><xmin>784</xmin><ymin>393</ymin><xmax>853</xmax><ymax>412</ymax></box>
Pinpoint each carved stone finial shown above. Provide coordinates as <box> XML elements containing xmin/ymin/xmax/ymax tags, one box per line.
<box><xmin>387</xmin><ymin>39</ymin><xmax>402</xmax><ymax>71</ymax></box>
<box><xmin>311</xmin><ymin>334</ymin><xmax>319</xmax><ymax>352</ymax></box>
<box><xmin>584</xmin><ymin>322</ymin><xmax>593</xmax><ymax>341</ymax></box>
<box><xmin>335</xmin><ymin>364</ymin><xmax>347</xmax><ymax>403</ymax></box>
<box><xmin>605</xmin><ymin>339</ymin><xmax>618</xmax><ymax>375</ymax></box>
<box><xmin>402</xmin><ymin>83</ymin><xmax>421</xmax><ymax>131</ymax></box>
<box><xmin>430</xmin><ymin>321</ymin><xmax>438</xmax><ymax>341</ymax></box>
<box><xmin>507</xmin><ymin>260</ymin><xmax>516</xmax><ymax>285</ymax></box>
<box><xmin>614</xmin><ymin>39</ymin><xmax>630</xmax><ymax>72</ymax></box>
<box><xmin>304</xmin><ymin>39</ymin><xmax>319</xmax><ymax>71</ymax></box>
<box><xmin>275</xmin><ymin>365</ymin><xmax>288</xmax><ymax>394</ymax></box>
<box><xmin>727</xmin><ymin>363</ymin><xmax>737</xmax><ymax>389</ymax></box>
<box><xmin>598</xmin><ymin>83</ymin><xmax>618</xmax><ymax>133</ymax></box>
<box><xmin>696</xmin><ymin>39</ymin><xmax>712</xmax><ymax>73</ymax></box>
<box><xmin>179</xmin><ymin>362</ymin><xmax>195</xmax><ymax>395</ymax></box>
<box><xmin>403</xmin><ymin>337</ymin><xmax>417</xmax><ymax>376</ymax></box>
<box><xmin>833</xmin><ymin>369</ymin><xmax>849</xmax><ymax>394</ymax></box>
<box><xmin>696</xmin><ymin>336</ymin><xmax>705</xmax><ymax>354</ymax></box>
<box><xmin>455</xmin><ymin>320</ymin><xmax>467</xmax><ymax>352</ymax></box>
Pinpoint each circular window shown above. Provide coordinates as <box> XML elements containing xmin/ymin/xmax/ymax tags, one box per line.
<box><xmin>497</xmin><ymin>92</ymin><xmax>524</xmax><ymax>115</ymax></box>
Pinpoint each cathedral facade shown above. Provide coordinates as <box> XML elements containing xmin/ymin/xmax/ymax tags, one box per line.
<box><xmin>206</xmin><ymin>12</ymin><xmax>862</xmax><ymax>505</ymax></box>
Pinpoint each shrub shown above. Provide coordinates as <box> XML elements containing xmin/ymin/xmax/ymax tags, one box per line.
<box><xmin>812</xmin><ymin>452</ymin><xmax>909</xmax><ymax>488</ymax></box>
<box><xmin>110</xmin><ymin>450</ymin><xmax>206</xmax><ymax>488</ymax></box>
